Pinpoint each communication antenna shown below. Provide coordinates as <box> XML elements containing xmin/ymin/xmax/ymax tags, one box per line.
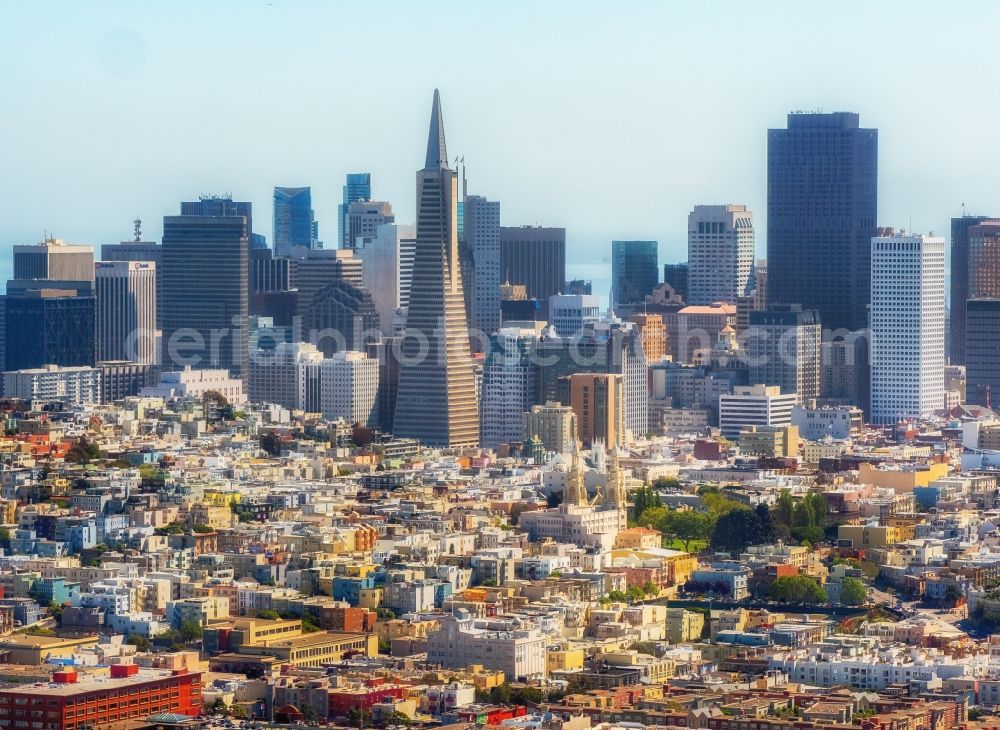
<box><xmin>133</xmin><ymin>218</ymin><xmax>142</xmax><ymax>242</ymax></box>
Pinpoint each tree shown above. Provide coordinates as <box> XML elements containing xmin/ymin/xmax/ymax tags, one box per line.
<box><xmin>127</xmin><ymin>634</ymin><xmax>152</xmax><ymax>651</ymax></box>
<box><xmin>755</xmin><ymin>504</ymin><xmax>776</xmax><ymax>543</ymax></box>
<box><xmin>768</xmin><ymin>575</ymin><xmax>828</xmax><ymax>604</ymax></box>
<box><xmin>229</xmin><ymin>704</ymin><xmax>247</xmax><ymax>719</ymax></box>
<box><xmin>631</xmin><ymin>485</ymin><xmax>664</xmax><ymax>521</ymax></box>
<box><xmin>255</xmin><ymin>610</ymin><xmax>280</xmax><ymax>620</ymax></box>
<box><xmin>652</xmin><ymin>476</ymin><xmax>681</xmax><ymax>491</ymax></box>
<box><xmin>667</xmin><ymin>510</ymin><xmax>711</xmax><ymax>552</ymax></box>
<box><xmin>626</xmin><ymin>585</ymin><xmax>646</xmax><ymax>603</ymax></box>
<box><xmin>260</xmin><ymin>431</ymin><xmax>282</xmax><ymax>457</ymax></box>
<box><xmin>710</xmin><ymin>508</ymin><xmax>762</xmax><ymax>554</ymax></box>
<box><xmin>774</xmin><ymin>491</ymin><xmax>794</xmax><ymax>536</ymax></box>
<box><xmin>839</xmin><ymin>577</ymin><xmax>868</xmax><ymax>606</ymax></box>
<box><xmin>606</xmin><ymin>590</ymin><xmax>627</xmax><ymax>603</ymax></box>
<box><xmin>177</xmin><ymin>620</ymin><xmax>203</xmax><ymax>643</ymax></box>
<box><xmin>641</xmin><ymin>581</ymin><xmax>659</xmax><ymax>597</ymax></box>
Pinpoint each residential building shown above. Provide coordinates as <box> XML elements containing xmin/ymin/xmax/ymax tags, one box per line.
<box><xmin>687</xmin><ymin>205</ymin><xmax>754</xmax><ymax>305</ymax></box>
<box><xmin>739</xmin><ymin>424</ymin><xmax>799</xmax><ymax>458</ymax></box>
<box><xmin>611</xmin><ymin>240</ymin><xmax>658</xmax><ymax>307</ymax></box>
<box><xmin>427</xmin><ymin>613</ymin><xmax>546</xmax><ymax>681</ymax></box>
<box><xmin>718</xmin><ymin>384</ymin><xmax>797</xmax><ymax>441</ymax></box>
<box><xmin>870</xmin><ymin>233</ymin><xmax>945</xmax><ymax>425</ymax></box>
<box><xmin>767</xmin><ymin>112</ymin><xmax>877</xmax><ymax>332</ymax></box>
<box><xmin>747</xmin><ymin>304</ymin><xmax>821</xmax><ymax>402</ymax></box>
<box><xmin>95</xmin><ymin>260</ymin><xmax>157</xmax><ymax>364</ymax></box>
<box><xmin>393</xmin><ymin>90</ymin><xmax>480</xmax><ymax>447</ymax></box>
<box><xmin>3</xmin><ymin>365</ymin><xmax>101</xmax><ymax>405</ymax></box>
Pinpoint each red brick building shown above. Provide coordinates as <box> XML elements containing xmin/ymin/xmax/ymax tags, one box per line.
<box><xmin>0</xmin><ymin>667</ymin><xmax>202</xmax><ymax>730</ymax></box>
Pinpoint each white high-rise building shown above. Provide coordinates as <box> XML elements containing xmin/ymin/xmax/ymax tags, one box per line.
<box><xmin>549</xmin><ymin>294</ymin><xmax>601</xmax><ymax>337</ymax></box>
<box><xmin>687</xmin><ymin>205</ymin><xmax>755</xmax><ymax>306</ymax></box>
<box><xmin>3</xmin><ymin>364</ymin><xmax>101</xmax><ymax>405</ymax></box>
<box><xmin>466</xmin><ymin>195</ymin><xmax>502</xmax><ymax>337</ymax></box>
<box><xmin>320</xmin><ymin>351</ymin><xmax>379</xmax><ymax>426</ymax></box>
<box><xmin>481</xmin><ymin>327</ymin><xmax>538</xmax><ymax>449</ymax></box>
<box><xmin>870</xmin><ymin>233</ymin><xmax>945</xmax><ymax>425</ymax></box>
<box><xmin>248</xmin><ymin>341</ymin><xmax>324</xmax><ymax>412</ymax></box>
<box><xmin>718</xmin><ymin>384</ymin><xmax>797</xmax><ymax>440</ymax></box>
<box><xmin>95</xmin><ymin>261</ymin><xmax>157</xmax><ymax>364</ymax></box>
<box><xmin>358</xmin><ymin>223</ymin><xmax>416</xmax><ymax>334</ymax></box>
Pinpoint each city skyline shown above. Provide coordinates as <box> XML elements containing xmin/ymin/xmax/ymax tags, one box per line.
<box><xmin>1</xmin><ymin>2</ymin><xmax>995</xmax><ymax>280</ymax></box>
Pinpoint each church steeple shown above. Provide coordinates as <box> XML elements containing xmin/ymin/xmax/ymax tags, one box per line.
<box><xmin>604</xmin><ymin>447</ymin><xmax>627</xmax><ymax>511</ymax></box>
<box><xmin>424</xmin><ymin>89</ymin><xmax>449</xmax><ymax>170</ymax></box>
<box><xmin>564</xmin><ymin>442</ymin><xmax>588</xmax><ymax>507</ymax></box>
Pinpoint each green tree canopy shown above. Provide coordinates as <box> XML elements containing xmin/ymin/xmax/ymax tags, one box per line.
<box><xmin>769</xmin><ymin>575</ymin><xmax>828</xmax><ymax>604</ymax></box>
<box><xmin>839</xmin><ymin>577</ymin><xmax>868</xmax><ymax>606</ymax></box>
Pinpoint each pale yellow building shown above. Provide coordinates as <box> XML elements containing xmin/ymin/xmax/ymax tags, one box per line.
<box><xmin>838</xmin><ymin>523</ymin><xmax>917</xmax><ymax>549</ymax></box>
<box><xmin>614</xmin><ymin>527</ymin><xmax>662</xmax><ymax>550</ymax></box>
<box><xmin>547</xmin><ymin>645</ymin><xmax>585</xmax><ymax>675</ymax></box>
<box><xmin>665</xmin><ymin>608</ymin><xmax>704</xmax><ymax>643</ymax></box>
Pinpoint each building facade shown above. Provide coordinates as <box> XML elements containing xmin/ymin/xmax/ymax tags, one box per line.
<box><xmin>869</xmin><ymin>234</ymin><xmax>945</xmax><ymax>425</ymax></box>
<box><xmin>747</xmin><ymin>304</ymin><xmax>821</xmax><ymax>402</ymax></box>
<box><xmin>718</xmin><ymin>384</ymin><xmax>797</xmax><ymax>440</ymax></box>
<box><xmin>339</xmin><ymin>172</ymin><xmax>372</xmax><ymax>247</ymax></box>
<box><xmin>611</xmin><ymin>240</ymin><xmax>658</xmax><ymax>307</ymax></box>
<box><xmin>393</xmin><ymin>90</ymin><xmax>480</xmax><ymax>447</ymax></box>
<box><xmin>522</xmin><ymin>402</ymin><xmax>577</xmax><ymax>454</ymax></box>
<box><xmin>569</xmin><ymin>373</ymin><xmax>624</xmax><ymax>448</ymax></box>
<box><xmin>687</xmin><ymin>205</ymin><xmax>755</xmax><ymax>306</ymax></box>
<box><xmin>95</xmin><ymin>260</ymin><xmax>157</xmax><ymax>365</ymax></box>
<box><xmin>320</xmin><ymin>351</ymin><xmax>379</xmax><ymax>426</ymax></box>
<box><xmin>767</xmin><ymin>112</ymin><xmax>877</xmax><ymax>332</ymax></box>
<box><xmin>3</xmin><ymin>365</ymin><xmax>101</xmax><ymax>405</ymax></box>
<box><xmin>273</xmin><ymin>186</ymin><xmax>317</xmax><ymax>255</ymax></box>
<box><xmin>949</xmin><ymin>215</ymin><xmax>995</xmax><ymax>364</ymax></box>
<box><xmin>966</xmin><ymin>298</ymin><xmax>1000</xmax><ymax>407</ymax></box>
<box><xmin>480</xmin><ymin>328</ymin><xmax>538</xmax><ymax>449</ymax></box>
<box><xmin>161</xmin><ymin>198</ymin><xmax>250</xmax><ymax>377</ymax></box>
<box><xmin>358</xmin><ymin>223</ymin><xmax>416</xmax><ymax>334</ymax></box>
<box><xmin>500</xmin><ymin>226</ymin><xmax>566</xmax><ymax>312</ymax></box>
<box><xmin>465</xmin><ymin>195</ymin><xmax>502</xmax><ymax>338</ymax></box>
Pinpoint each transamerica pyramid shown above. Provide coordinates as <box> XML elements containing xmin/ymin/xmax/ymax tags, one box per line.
<box><xmin>392</xmin><ymin>90</ymin><xmax>480</xmax><ymax>448</ymax></box>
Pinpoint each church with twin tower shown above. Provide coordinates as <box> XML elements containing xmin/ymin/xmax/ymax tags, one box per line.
<box><xmin>393</xmin><ymin>90</ymin><xmax>480</xmax><ymax>447</ymax></box>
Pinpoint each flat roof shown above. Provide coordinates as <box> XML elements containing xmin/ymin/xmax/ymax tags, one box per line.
<box><xmin>0</xmin><ymin>669</ymin><xmax>200</xmax><ymax>697</ymax></box>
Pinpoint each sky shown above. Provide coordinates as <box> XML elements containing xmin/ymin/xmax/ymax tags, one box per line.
<box><xmin>1</xmin><ymin>1</ymin><xmax>997</xmax><ymax>292</ymax></box>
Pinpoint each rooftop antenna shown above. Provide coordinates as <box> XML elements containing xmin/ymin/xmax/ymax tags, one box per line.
<box><xmin>133</xmin><ymin>218</ymin><xmax>142</xmax><ymax>243</ymax></box>
<box><xmin>962</xmin><ymin>202</ymin><xmax>967</xmax><ymax>217</ymax></box>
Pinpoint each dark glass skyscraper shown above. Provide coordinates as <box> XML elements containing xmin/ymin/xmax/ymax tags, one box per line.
<box><xmin>612</xmin><ymin>240</ymin><xmax>658</xmax><ymax>306</ymax></box>
<box><xmin>393</xmin><ymin>90</ymin><xmax>479</xmax><ymax>447</ymax></box>
<box><xmin>499</xmin><ymin>226</ymin><xmax>565</xmax><ymax>313</ymax></box>
<box><xmin>273</xmin><ymin>186</ymin><xmax>317</xmax><ymax>255</ymax></box>
<box><xmin>966</xmin><ymin>298</ymin><xmax>1000</xmax><ymax>407</ymax></box>
<box><xmin>767</xmin><ymin>112</ymin><xmax>877</xmax><ymax>333</ymax></box>
<box><xmin>950</xmin><ymin>215</ymin><xmax>993</xmax><ymax>364</ymax></box>
<box><xmin>4</xmin><ymin>289</ymin><xmax>96</xmax><ymax>371</ymax></box>
<box><xmin>162</xmin><ymin>197</ymin><xmax>250</xmax><ymax>377</ymax></box>
<box><xmin>339</xmin><ymin>173</ymin><xmax>372</xmax><ymax>247</ymax></box>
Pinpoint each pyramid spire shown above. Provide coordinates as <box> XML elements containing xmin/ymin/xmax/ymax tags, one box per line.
<box><xmin>424</xmin><ymin>89</ymin><xmax>449</xmax><ymax>170</ymax></box>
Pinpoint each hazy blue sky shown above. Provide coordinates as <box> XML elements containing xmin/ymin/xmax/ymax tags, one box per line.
<box><xmin>1</xmin><ymin>1</ymin><xmax>996</xmax><ymax>288</ymax></box>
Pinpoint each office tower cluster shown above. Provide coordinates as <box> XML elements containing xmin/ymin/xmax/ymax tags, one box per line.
<box><xmin>3</xmin><ymin>94</ymin><xmax>988</xmax><ymax>445</ymax></box>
